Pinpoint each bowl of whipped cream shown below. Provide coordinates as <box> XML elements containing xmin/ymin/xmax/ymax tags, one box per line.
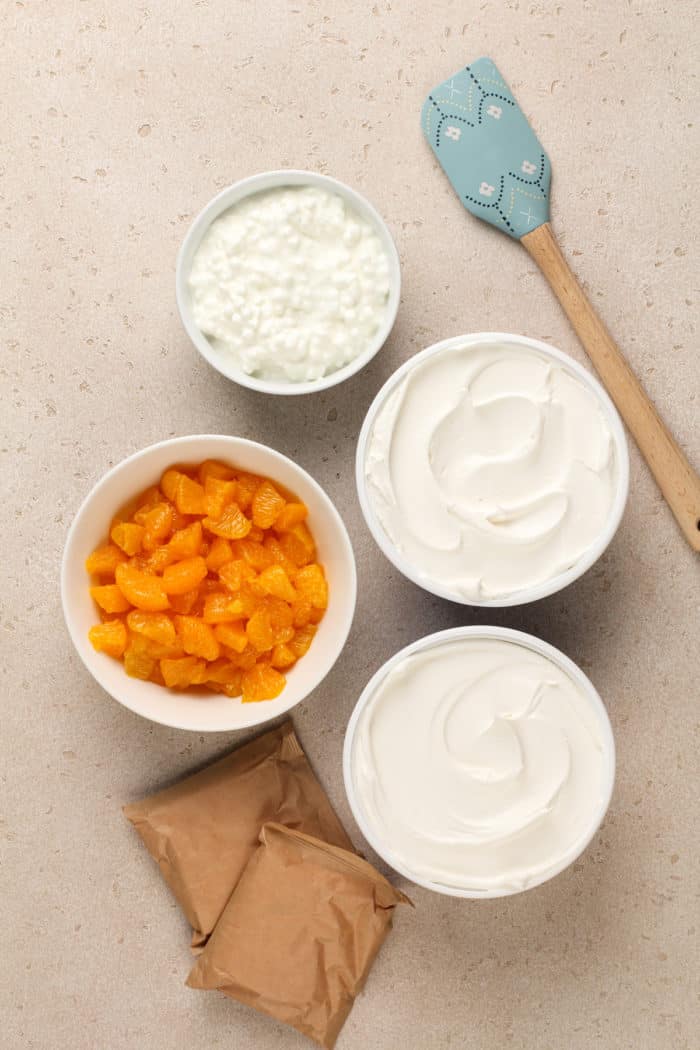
<box><xmin>344</xmin><ymin>626</ymin><xmax>616</xmax><ymax>897</ymax></box>
<box><xmin>357</xmin><ymin>332</ymin><xmax>629</xmax><ymax>606</ymax></box>
<box><xmin>176</xmin><ymin>170</ymin><xmax>400</xmax><ymax>395</ymax></box>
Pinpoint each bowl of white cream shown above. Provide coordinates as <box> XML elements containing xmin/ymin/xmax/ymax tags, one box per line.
<box><xmin>344</xmin><ymin>626</ymin><xmax>615</xmax><ymax>897</ymax></box>
<box><xmin>176</xmin><ymin>170</ymin><xmax>400</xmax><ymax>395</ymax></box>
<box><xmin>357</xmin><ymin>333</ymin><xmax>629</xmax><ymax>606</ymax></box>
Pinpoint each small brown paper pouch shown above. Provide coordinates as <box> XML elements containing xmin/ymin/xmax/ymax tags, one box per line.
<box><xmin>123</xmin><ymin>721</ymin><xmax>353</xmax><ymax>951</ymax></box>
<box><xmin>186</xmin><ymin>822</ymin><xmax>410</xmax><ymax>1049</ymax></box>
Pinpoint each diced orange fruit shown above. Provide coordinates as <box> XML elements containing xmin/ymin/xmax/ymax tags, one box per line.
<box><xmin>294</xmin><ymin>563</ymin><xmax>328</xmax><ymax>609</ymax></box>
<box><xmin>89</xmin><ymin>620</ymin><xmax>128</xmax><ymax>657</ymax></box>
<box><xmin>90</xmin><ymin>584</ymin><xmax>131</xmax><ymax>613</ymax></box>
<box><xmin>175</xmin><ymin>616</ymin><xmax>221</xmax><ymax>661</ymax></box>
<box><xmin>85</xmin><ymin>460</ymin><xmax>325</xmax><ymax>700</ymax></box>
<box><xmin>274</xmin><ymin>502</ymin><xmax>308</xmax><ymax>532</ymax></box>
<box><xmin>252</xmin><ymin>480</ymin><xmax>285</xmax><ymax>529</ymax></box>
<box><xmin>168</xmin><ymin>521</ymin><xmax>203</xmax><ymax>559</ymax></box>
<box><xmin>257</xmin><ymin>564</ymin><xmax>297</xmax><ymax>602</ymax></box>
<box><xmin>203</xmin><ymin>503</ymin><xmax>252</xmax><ymax>540</ymax></box>
<box><xmin>115</xmin><ymin>562</ymin><xmax>169</xmax><ymax>611</ymax></box>
<box><xmin>111</xmin><ymin>522</ymin><xmax>145</xmax><ymax>556</ymax></box>
<box><xmin>241</xmin><ymin>664</ymin><xmax>286</xmax><ymax>703</ymax></box>
<box><xmin>85</xmin><ymin>544</ymin><xmax>127</xmax><ymax>577</ymax></box>
<box><xmin>162</xmin><ymin>556</ymin><xmax>208</xmax><ymax>595</ymax></box>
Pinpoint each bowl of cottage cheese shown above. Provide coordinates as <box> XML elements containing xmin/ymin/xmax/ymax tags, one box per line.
<box><xmin>344</xmin><ymin>626</ymin><xmax>616</xmax><ymax>897</ymax></box>
<box><xmin>357</xmin><ymin>332</ymin><xmax>629</xmax><ymax>606</ymax></box>
<box><xmin>176</xmin><ymin>171</ymin><xmax>400</xmax><ymax>394</ymax></box>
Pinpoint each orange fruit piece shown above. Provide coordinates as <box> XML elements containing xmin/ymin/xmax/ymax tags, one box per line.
<box><xmin>115</xmin><ymin>562</ymin><xmax>170</xmax><ymax>612</ymax></box>
<box><xmin>126</xmin><ymin>610</ymin><xmax>177</xmax><ymax>647</ymax></box>
<box><xmin>85</xmin><ymin>544</ymin><xmax>127</xmax><ymax>577</ymax></box>
<box><xmin>88</xmin><ymin>619</ymin><xmax>128</xmax><ymax>657</ymax></box>
<box><xmin>198</xmin><ymin>459</ymin><xmax>235</xmax><ymax>484</ymax></box>
<box><xmin>241</xmin><ymin>664</ymin><xmax>286</xmax><ymax>703</ymax></box>
<box><xmin>123</xmin><ymin>643</ymin><xmax>156</xmax><ymax>681</ymax></box>
<box><xmin>294</xmin><ymin>563</ymin><xmax>328</xmax><ymax>609</ymax></box>
<box><xmin>256</xmin><ymin>564</ymin><xmax>297</xmax><ymax>602</ymax></box>
<box><xmin>162</xmin><ymin>556</ymin><xmax>208</xmax><ymax>595</ymax></box>
<box><xmin>204</xmin><ymin>476</ymin><xmax>238</xmax><ymax>518</ymax></box>
<box><xmin>168</xmin><ymin>521</ymin><xmax>203</xmax><ymax>559</ymax></box>
<box><xmin>289</xmin><ymin>624</ymin><xmax>317</xmax><ymax>659</ymax></box>
<box><xmin>234</xmin><ymin>472</ymin><xmax>262</xmax><ymax>511</ymax></box>
<box><xmin>270</xmin><ymin>642</ymin><xmax>297</xmax><ymax>669</ymax></box>
<box><xmin>218</xmin><ymin>558</ymin><xmax>256</xmax><ymax>593</ymax></box>
<box><xmin>168</xmin><ymin>588</ymin><xmax>199</xmax><ymax>615</ymax></box>
<box><xmin>206</xmin><ymin>537</ymin><xmax>233</xmax><ymax>572</ymax></box>
<box><xmin>161</xmin><ymin>655</ymin><xmax>208</xmax><ymax>689</ymax></box>
<box><xmin>111</xmin><ymin>522</ymin><xmax>145</xmax><ymax>556</ymax></box>
<box><xmin>274</xmin><ymin>502</ymin><xmax>308</xmax><ymax>532</ymax></box>
<box><xmin>234</xmin><ymin>538</ymin><xmax>275</xmax><ymax>571</ymax></box>
<box><xmin>251</xmin><ymin>480</ymin><xmax>285</xmax><ymax>529</ymax></box>
<box><xmin>173</xmin><ymin>474</ymin><xmax>207</xmax><ymax>515</ymax></box>
<box><xmin>246</xmin><ymin>609</ymin><xmax>275</xmax><ymax>652</ymax></box>
<box><xmin>205</xmin><ymin>660</ymin><xmax>243</xmax><ymax>689</ymax></box>
<box><xmin>263</xmin><ymin>535</ymin><xmax>298</xmax><ymax>576</ymax></box>
<box><xmin>202</xmin><ymin>592</ymin><xmax>245</xmax><ymax>624</ymax></box>
<box><xmin>291</xmin><ymin>599</ymin><xmax>313</xmax><ymax>628</ymax></box>
<box><xmin>203</xmin><ymin>503</ymin><xmax>252</xmax><ymax>540</ymax></box>
<box><xmin>279</xmin><ymin>528</ymin><xmax>314</xmax><ymax>568</ymax></box>
<box><xmin>214</xmin><ymin>621</ymin><xmax>248</xmax><ymax>654</ymax></box>
<box><xmin>141</xmin><ymin>502</ymin><xmax>174</xmax><ymax>550</ymax></box>
<box><xmin>175</xmin><ymin>616</ymin><xmax>221</xmax><ymax>661</ymax></box>
<box><xmin>90</xmin><ymin>584</ymin><xmax>131</xmax><ymax>614</ymax></box>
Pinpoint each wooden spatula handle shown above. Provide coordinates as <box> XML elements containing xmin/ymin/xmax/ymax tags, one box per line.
<box><xmin>522</xmin><ymin>221</ymin><xmax>700</xmax><ymax>551</ymax></box>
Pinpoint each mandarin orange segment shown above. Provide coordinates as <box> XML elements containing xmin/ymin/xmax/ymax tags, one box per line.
<box><xmin>198</xmin><ymin>459</ymin><xmax>235</xmax><ymax>484</ymax></box>
<box><xmin>141</xmin><ymin>502</ymin><xmax>174</xmax><ymax>550</ymax></box>
<box><xmin>289</xmin><ymin>624</ymin><xmax>317</xmax><ymax>659</ymax></box>
<box><xmin>115</xmin><ymin>562</ymin><xmax>170</xmax><ymax>612</ymax></box>
<box><xmin>219</xmin><ymin>558</ymin><xmax>256</xmax><ymax>593</ymax></box>
<box><xmin>257</xmin><ymin>564</ymin><xmax>297</xmax><ymax>603</ymax></box>
<box><xmin>173</xmin><ymin>474</ymin><xmax>207</xmax><ymax>515</ymax></box>
<box><xmin>234</xmin><ymin>472</ymin><xmax>262</xmax><ymax>511</ymax></box>
<box><xmin>279</xmin><ymin>530</ymin><xmax>313</xmax><ymax>568</ymax></box>
<box><xmin>205</xmin><ymin>659</ymin><xmax>244</xmax><ymax>689</ymax></box>
<box><xmin>162</xmin><ymin>556</ymin><xmax>208</xmax><ymax>595</ymax></box>
<box><xmin>274</xmin><ymin>502</ymin><xmax>308</xmax><ymax>532</ymax></box>
<box><xmin>90</xmin><ymin>584</ymin><xmax>132</xmax><ymax>614</ymax></box>
<box><xmin>204</xmin><ymin>476</ymin><xmax>238</xmax><ymax>518</ymax></box>
<box><xmin>85</xmin><ymin>544</ymin><xmax>127</xmax><ymax>577</ymax></box>
<box><xmin>126</xmin><ymin>610</ymin><xmax>177</xmax><ymax>647</ymax></box>
<box><xmin>214</xmin><ymin>621</ymin><xmax>248</xmax><ymax>653</ymax></box>
<box><xmin>132</xmin><ymin>486</ymin><xmax>163</xmax><ymax>524</ymax></box>
<box><xmin>270</xmin><ymin>642</ymin><xmax>297</xmax><ymax>669</ymax></box>
<box><xmin>251</xmin><ymin>480</ymin><xmax>285</xmax><ymax>529</ymax></box>
<box><xmin>263</xmin><ymin>535</ymin><xmax>298</xmax><ymax>577</ymax></box>
<box><xmin>202</xmin><ymin>592</ymin><xmax>245</xmax><ymax>624</ymax></box>
<box><xmin>123</xmin><ymin>644</ymin><xmax>156</xmax><ymax>681</ymax></box>
<box><xmin>203</xmin><ymin>503</ymin><xmax>252</xmax><ymax>540</ymax></box>
<box><xmin>291</xmin><ymin>599</ymin><xmax>313</xmax><ymax>628</ymax></box>
<box><xmin>246</xmin><ymin>609</ymin><xmax>275</xmax><ymax>652</ymax></box>
<box><xmin>241</xmin><ymin>664</ymin><xmax>286</xmax><ymax>703</ymax></box>
<box><xmin>160</xmin><ymin>655</ymin><xmax>207</xmax><ymax>689</ymax></box>
<box><xmin>168</xmin><ymin>588</ymin><xmax>199</xmax><ymax>615</ymax></box>
<box><xmin>294</xmin><ymin>563</ymin><xmax>328</xmax><ymax>609</ymax></box>
<box><xmin>206</xmin><ymin>536</ymin><xmax>233</xmax><ymax>572</ymax></box>
<box><xmin>168</xmin><ymin>521</ymin><xmax>203</xmax><ymax>559</ymax></box>
<box><xmin>142</xmin><ymin>545</ymin><xmax>174</xmax><ymax>573</ymax></box>
<box><xmin>111</xmin><ymin>522</ymin><xmax>145</xmax><ymax>556</ymax></box>
<box><xmin>88</xmin><ymin>620</ymin><xmax>128</xmax><ymax>658</ymax></box>
<box><xmin>175</xmin><ymin>616</ymin><xmax>221</xmax><ymax>661</ymax></box>
<box><xmin>234</xmin><ymin>538</ymin><xmax>275</xmax><ymax>571</ymax></box>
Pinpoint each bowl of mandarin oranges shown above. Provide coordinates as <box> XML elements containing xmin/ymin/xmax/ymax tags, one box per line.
<box><xmin>61</xmin><ymin>435</ymin><xmax>357</xmax><ymax>731</ymax></box>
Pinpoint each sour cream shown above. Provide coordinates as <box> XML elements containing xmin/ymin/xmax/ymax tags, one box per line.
<box><xmin>363</xmin><ymin>338</ymin><xmax>618</xmax><ymax>601</ymax></box>
<box><xmin>350</xmin><ymin>635</ymin><xmax>612</xmax><ymax>893</ymax></box>
<box><xmin>188</xmin><ymin>185</ymin><xmax>392</xmax><ymax>383</ymax></box>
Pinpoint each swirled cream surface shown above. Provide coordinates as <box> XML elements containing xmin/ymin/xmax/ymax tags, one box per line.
<box><xmin>351</xmin><ymin>637</ymin><xmax>610</xmax><ymax>893</ymax></box>
<box><xmin>364</xmin><ymin>340</ymin><xmax>617</xmax><ymax>600</ymax></box>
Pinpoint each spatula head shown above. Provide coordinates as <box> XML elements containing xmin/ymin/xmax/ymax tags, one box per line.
<box><xmin>421</xmin><ymin>57</ymin><xmax>551</xmax><ymax>240</ymax></box>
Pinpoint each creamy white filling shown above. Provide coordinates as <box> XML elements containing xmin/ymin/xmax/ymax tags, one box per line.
<box><xmin>188</xmin><ymin>185</ymin><xmax>391</xmax><ymax>383</ymax></box>
<box><xmin>351</xmin><ymin>637</ymin><xmax>609</xmax><ymax>892</ymax></box>
<box><xmin>364</xmin><ymin>340</ymin><xmax>618</xmax><ymax>600</ymax></box>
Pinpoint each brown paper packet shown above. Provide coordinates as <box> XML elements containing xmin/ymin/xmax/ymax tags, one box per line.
<box><xmin>123</xmin><ymin>721</ymin><xmax>353</xmax><ymax>951</ymax></box>
<box><xmin>187</xmin><ymin>823</ymin><xmax>411</xmax><ymax>1049</ymax></box>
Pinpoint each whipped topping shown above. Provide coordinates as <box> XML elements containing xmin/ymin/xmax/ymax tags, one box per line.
<box><xmin>188</xmin><ymin>185</ymin><xmax>391</xmax><ymax>383</ymax></box>
<box><xmin>364</xmin><ymin>339</ymin><xmax>618</xmax><ymax>600</ymax></box>
<box><xmin>350</xmin><ymin>636</ymin><xmax>611</xmax><ymax>893</ymax></box>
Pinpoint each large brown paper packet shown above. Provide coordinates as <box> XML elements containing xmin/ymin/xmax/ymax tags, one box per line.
<box><xmin>123</xmin><ymin>721</ymin><xmax>353</xmax><ymax>950</ymax></box>
<box><xmin>187</xmin><ymin>823</ymin><xmax>410</xmax><ymax>1049</ymax></box>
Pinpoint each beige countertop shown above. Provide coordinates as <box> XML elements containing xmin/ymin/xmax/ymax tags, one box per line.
<box><xmin>3</xmin><ymin>2</ymin><xmax>698</xmax><ymax>1048</ymax></box>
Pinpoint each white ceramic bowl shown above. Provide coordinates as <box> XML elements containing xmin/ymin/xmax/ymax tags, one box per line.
<box><xmin>356</xmin><ymin>332</ymin><xmax>630</xmax><ymax>607</ymax></box>
<box><xmin>176</xmin><ymin>170</ymin><xmax>401</xmax><ymax>396</ymax></box>
<box><xmin>343</xmin><ymin>626</ymin><xmax>616</xmax><ymax>898</ymax></box>
<box><xmin>61</xmin><ymin>435</ymin><xmax>357</xmax><ymax>732</ymax></box>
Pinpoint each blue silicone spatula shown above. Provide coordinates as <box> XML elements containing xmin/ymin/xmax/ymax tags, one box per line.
<box><xmin>422</xmin><ymin>57</ymin><xmax>700</xmax><ymax>551</ymax></box>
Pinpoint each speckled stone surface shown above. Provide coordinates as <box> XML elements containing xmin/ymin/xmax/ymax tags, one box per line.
<box><xmin>2</xmin><ymin>3</ymin><xmax>698</xmax><ymax>1049</ymax></box>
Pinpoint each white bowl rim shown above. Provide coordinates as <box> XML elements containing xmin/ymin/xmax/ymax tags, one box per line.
<box><xmin>355</xmin><ymin>331</ymin><xmax>630</xmax><ymax>607</ymax></box>
<box><xmin>175</xmin><ymin>169</ymin><xmax>401</xmax><ymax>396</ymax></box>
<box><xmin>343</xmin><ymin>624</ymin><xmax>616</xmax><ymax>899</ymax></box>
<box><xmin>61</xmin><ymin>434</ymin><xmax>357</xmax><ymax>732</ymax></box>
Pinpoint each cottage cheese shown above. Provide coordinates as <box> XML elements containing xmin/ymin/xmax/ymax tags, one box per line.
<box><xmin>350</xmin><ymin>636</ymin><xmax>612</xmax><ymax>893</ymax></box>
<box><xmin>188</xmin><ymin>185</ymin><xmax>392</xmax><ymax>383</ymax></box>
